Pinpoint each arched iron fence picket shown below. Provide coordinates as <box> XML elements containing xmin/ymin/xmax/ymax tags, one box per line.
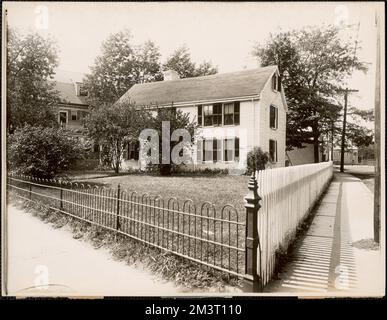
<box><xmin>7</xmin><ymin>174</ymin><xmax>246</xmax><ymax>278</ymax></box>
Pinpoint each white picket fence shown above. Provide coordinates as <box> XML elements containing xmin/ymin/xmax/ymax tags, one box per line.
<box><xmin>255</xmin><ymin>161</ymin><xmax>333</xmax><ymax>286</ymax></box>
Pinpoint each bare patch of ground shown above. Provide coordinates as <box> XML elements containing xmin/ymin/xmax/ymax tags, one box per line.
<box><xmin>351</xmin><ymin>238</ymin><xmax>380</xmax><ymax>251</ymax></box>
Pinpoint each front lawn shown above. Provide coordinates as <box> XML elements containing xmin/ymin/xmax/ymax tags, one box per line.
<box><xmin>69</xmin><ymin>172</ymin><xmax>250</xmax><ymax>213</ymax></box>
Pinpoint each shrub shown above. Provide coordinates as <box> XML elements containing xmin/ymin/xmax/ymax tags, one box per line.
<box><xmin>246</xmin><ymin>147</ymin><xmax>269</xmax><ymax>174</ymax></box>
<box><xmin>8</xmin><ymin>125</ymin><xmax>87</xmax><ymax>179</ymax></box>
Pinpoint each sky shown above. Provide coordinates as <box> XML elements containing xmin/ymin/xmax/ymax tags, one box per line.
<box><xmin>4</xmin><ymin>1</ymin><xmax>383</xmax><ymax>110</ymax></box>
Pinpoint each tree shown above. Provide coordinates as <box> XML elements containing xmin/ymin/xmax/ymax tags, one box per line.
<box><xmin>85</xmin><ymin>101</ymin><xmax>151</xmax><ymax>173</ymax></box>
<box><xmin>7</xmin><ymin>28</ymin><xmax>60</xmax><ymax>132</ymax></box>
<box><xmin>145</xmin><ymin>108</ymin><xmax>197</xmax><ymax>175</ymax></box>
<box><xmin>136</xmin><ymin>40</ymin><xmax>163</xmax><ymax>83</ymax></box>
<box><xmin>253</xmin><ymin>26</ymin><xmax>367</xmax><ymax>162</ymax></box>
<box><xmin>83</xmin><ymin>30</ymin><xmax>163</xmax><ymax>105</ymax></box>
<box><xmin>7</xmin><ymin>125</ymin><xmax>86</xmax><ymax>179</ymax></box>
<box><xmin>194</xmin><ymin>61</ymin><xmax>218</xmax><ymax>77</ymax></box>
<box><xmin>345</xmin><ymin>122</ymin><xmax>374</xmax><ymax>149</ymax></box>
<box><xmin>163</xmin><ymin>46</ymin><xmax>218</xmax><ymax>78</ymax></box>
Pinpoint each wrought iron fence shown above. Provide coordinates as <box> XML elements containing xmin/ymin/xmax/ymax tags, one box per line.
<box><xmin>7</xmin><ymin>174</ymin><xmax>245</xmax><ymax>278</ymax></box>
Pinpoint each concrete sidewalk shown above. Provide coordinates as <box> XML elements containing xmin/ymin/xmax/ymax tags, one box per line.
<box><xmin>265</xmin><ymin>171</ymin><xmax>385</xmax><ymax>297</ymax></box>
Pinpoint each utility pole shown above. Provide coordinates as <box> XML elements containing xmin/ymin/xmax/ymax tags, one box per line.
<box><xmin>373</xmin><ymin>9</ymin><xmax>381</xmax><ymax>244</ymax></box>
<box><xmin>339</xmin><ymin>88</ymin><xmax>359</xmax><ymax>172</ymax></box>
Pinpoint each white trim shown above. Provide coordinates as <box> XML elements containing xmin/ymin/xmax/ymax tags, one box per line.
<box><xmin>58</xmin><ymin>110</ymin><xmax>69</xmax><ymax>126</ymax></box>
<box><xmin>140</xmin><ymin>94</ymin><xmax>260</xmax><ymax>109</ymax></box>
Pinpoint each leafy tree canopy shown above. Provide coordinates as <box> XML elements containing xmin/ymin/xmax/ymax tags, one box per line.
<box><xmin>7</xmin><ymin>28</ymin><xmax>60</xmax><ymax>131</ymax></box>
<box><xmin>85</xmin><ymin>101</ymin><xmax>152</xmax><ymax>173</ymax></box>
<box><xmin>163</xmin><ymin>46</ymin><xmax>218</xmax><ymax>78</ymax></box>
<box><xmin>84</xmin><ymin>30</ymin><xmax>163</xmax><ymax>105</ymax></box>
<box><xmin>253</xmin><ymin>25</ymin><xmax>368</xmax><ymax>162</ymax></box>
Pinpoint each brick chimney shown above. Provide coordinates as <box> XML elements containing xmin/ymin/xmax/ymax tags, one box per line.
<box><xmin>162</xmin><ymin>70</ymin><xmax>180</xmax><ymax>81</ymax></box>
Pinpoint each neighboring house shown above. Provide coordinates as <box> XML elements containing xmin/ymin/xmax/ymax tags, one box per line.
<box><xmin>53</xmin><ymin>78</ymin><xmax>99</xmax><ymax>169</ymax></box>
<box><xmin>358</xmin><ymin>144</ymin><xmax>375</xmax><ymax>165</ymax></box>
<box><xmin>332</xmin><ymin>148</ymin><xmax>359</xmax><ymax>165</ymax></box>
<box><xmin>53</xmin><ymin>80</ymin><xmax>90</xmax><ymax>135</ymax></box>
<box><xmin>286</xmin><ymin>143</ymin><xmax>323</xmax><ymax>166</ymax></box>
<box><xmin>117</xmin><ymin>65</ymin><xmax>288</xmax><ymax>172</ymax></box>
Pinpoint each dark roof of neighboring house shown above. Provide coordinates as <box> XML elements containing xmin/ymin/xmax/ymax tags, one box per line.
<box><xmin>117</xmin><ymin>65</ymin><xmax>278</xmax><ymax>106</ymax></box>
<box><xmin>53</xmin><ymin>81</ymin><xmax>88</xmax><ymax>106</ymax></box>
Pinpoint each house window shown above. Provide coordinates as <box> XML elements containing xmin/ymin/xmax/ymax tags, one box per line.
<box><xmin>203</xmin><ymin>104</ymin><xmax>222</xmax><ymax>127</ymax></box>
<box><xmin>224</xmin><ymin>138</ymin><xmax>234</xmax><ymax>162</ymax></box>
<box><xmin>203</xmin><ymin>105</ymin><xmax>213</xmax><ymax>126</ymax></box>
<box><xmin>272</xmin><ymin>73</ymin><xmax>281</xmax><ymax>91</ymax></box>
<box><xmin>72</xmin><ymin>113</ymin><xmax>77</xmax><ymax>121</ymax></box>
<box><xmin>270</xmin><ymin>105</ymin><xmax>278</xmax><ymax>129</ymax></box>
<box><xmin>199</xmin><ymin>102</ymin><xmax>240</xmax><ymax>127</ymax></box>
<box><xmin>127</xmin><ymin>141</ymin><xmax>139</xmax><ymax>160</ymax></box>
<box><xmin>213</xmin><ymin>139</ymin><xmax>221</xmax><ymax>162</ymax></box>
<box><xmin>78</xmin><ymin>84</ymin><xmax>88</xmax><ymax>96</ymax></box>
<box><xmin>224</xmin><ymin>102</ymin><xmax>240</xmax><ymax>125</ymax></box>
<box><xmin>197</xmin><ymin>137</ymin><xmax>239</xmax><ymax>163</ymax></box>
<box><xmin>269</xmin><ymin>139</ymin><xmax>277</xmax><ymax>162</ymax></box>
<box><xmin>59</xmin><ymin>111</ymin><xmax>67</xmax><ymax>127</ymax></box>
<box><xmin>213</xmin><ymin>104</ymin><xmax>222</xmax><ymax>126</ymax></box>
<box><xmin>203</xmin><ymin>139</ymin><xmax>213</xmax><ymax>161</ymax></box>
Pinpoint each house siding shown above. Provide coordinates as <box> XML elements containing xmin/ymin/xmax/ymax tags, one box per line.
<box><xmin>258</xmin><ymin>83</ymin><xmax>286</xmax><ymax>168</ymax></box>
<box><xmin>171</xmin><ymin>100</ymin><xmax>256</xmax><ymax>172</ymax></box>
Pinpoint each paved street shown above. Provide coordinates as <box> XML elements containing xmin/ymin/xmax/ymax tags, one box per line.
<box><xmin>265</xmin><ymin>171</ymin><xmax>384</xmax><ymax>296</ymax></box>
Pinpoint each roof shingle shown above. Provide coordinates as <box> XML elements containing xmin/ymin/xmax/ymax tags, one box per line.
<box><xmin>118</xmin><ymin>65</ymin><xmax>277</xmax><ymax>106</ymax></box>
<box><xmin>53</xmin><ymin>81</ymin><xmax>88</xmax><ymax>106</ymax></box>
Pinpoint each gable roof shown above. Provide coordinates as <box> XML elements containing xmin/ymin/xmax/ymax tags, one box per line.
<box><xmin>117</xmin><ymin>65</ymin><xmax>278</xmax><ymax>107</ymax></box>
<box><xmin>53</xmin><ymin>81</ymin><xmax>88</xmax><ymax>106</ymax></box>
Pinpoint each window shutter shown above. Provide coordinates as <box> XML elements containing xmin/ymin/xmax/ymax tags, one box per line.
<box><xmin>235</xmin><ymin>137</ymin><xmax>240</xmax><ymax>162</ymax></box>
<box><xmin>197</xmin><ymin>105</ymin><xmax>202</xmax><ymax>126</ymax></box>
<box><xmin>197</xmin><ymin>139</ymin><xmax>202</xmax><ymax>162</ymax></box>
<box><xmin>212</xmin><ymin>139</ymin><xmax>217</xmax><ymax>162</ymax></box>
<box><xmin>275</xmin><ymin>140</ymin><xmax>278</xmax><ymax>162</ymax></box>
<box><xmin>234</xmin><ymin>101</ymin><xmax>240</xmax><ymax>125</ymax></box>
<box><xmin>276</xmin><ymin>107</ymin><xmax>278</xmax><ymax>129</ymax></box>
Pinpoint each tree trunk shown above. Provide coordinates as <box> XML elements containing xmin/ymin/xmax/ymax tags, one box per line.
<box><xmin>114</xmin><ymin>140</ymin><xmax>120</xmax><ymax>174</ymax></box>
<box><xmin>312</xmin><ymin>127</ymin><xmax>320</xmax><ymax>163</ymax></box>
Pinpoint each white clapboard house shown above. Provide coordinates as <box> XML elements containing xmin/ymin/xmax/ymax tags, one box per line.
<box><xmin>117</xmin><ymin>65</ymin><xmax>288</xmax><ymax>172</ymax></box>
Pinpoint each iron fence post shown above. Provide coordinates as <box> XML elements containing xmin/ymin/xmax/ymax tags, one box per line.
<box><xmin>116</xmin><ymin>184</ymin><xmax>121</xmax><ymax>231</ymax></box>
<box><xmin>243</xmin><ymin>171</ymin><xmax>262</xmax><ymax>292</ymax></box>
<box><xmin>59</xmin><ymin>181</ymin><xmax>63</xmax><ymax>210</ymax></box>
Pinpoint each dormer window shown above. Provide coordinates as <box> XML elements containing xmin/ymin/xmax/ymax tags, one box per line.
<box><xmin>272</xmin><ymin>73</ymin><xmax>281</xmax><ymax>92</ymax></box>
<box><xmin>78</xmin><ymin>83</ymin><xmax>88</xmax><ymax>96</ymax></box>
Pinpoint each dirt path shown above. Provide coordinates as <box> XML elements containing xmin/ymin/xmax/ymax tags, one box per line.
<box><xmin>5</xmin><ymin>205</ymin><xmax>182</xmax><ymax>296</ymax></box>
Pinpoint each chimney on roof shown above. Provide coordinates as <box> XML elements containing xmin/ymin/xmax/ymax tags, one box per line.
<box><xmin>162</xmin><ymin>70</ymin><xmax>180</xmax><ymax>81</ymax></box>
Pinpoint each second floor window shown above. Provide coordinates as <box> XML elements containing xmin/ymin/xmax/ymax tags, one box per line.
<box><xmin>224</xmin><ymin>102</ymin><xmax>240</xmax><ymax>125</ymax></box>
<box><xmin>203</xmin><ymin>104</ymin><xmax>222</xmax><ymax>126</ymax></box>
<box><xmin>198</xmin><ymin>101</ymin><xmax>240</xmax><ymax>127</ymax></box>
<box><xmin>270</xmin><ymin>105</ymin><xmax>278</xmax><ymax>129</ymax></box>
